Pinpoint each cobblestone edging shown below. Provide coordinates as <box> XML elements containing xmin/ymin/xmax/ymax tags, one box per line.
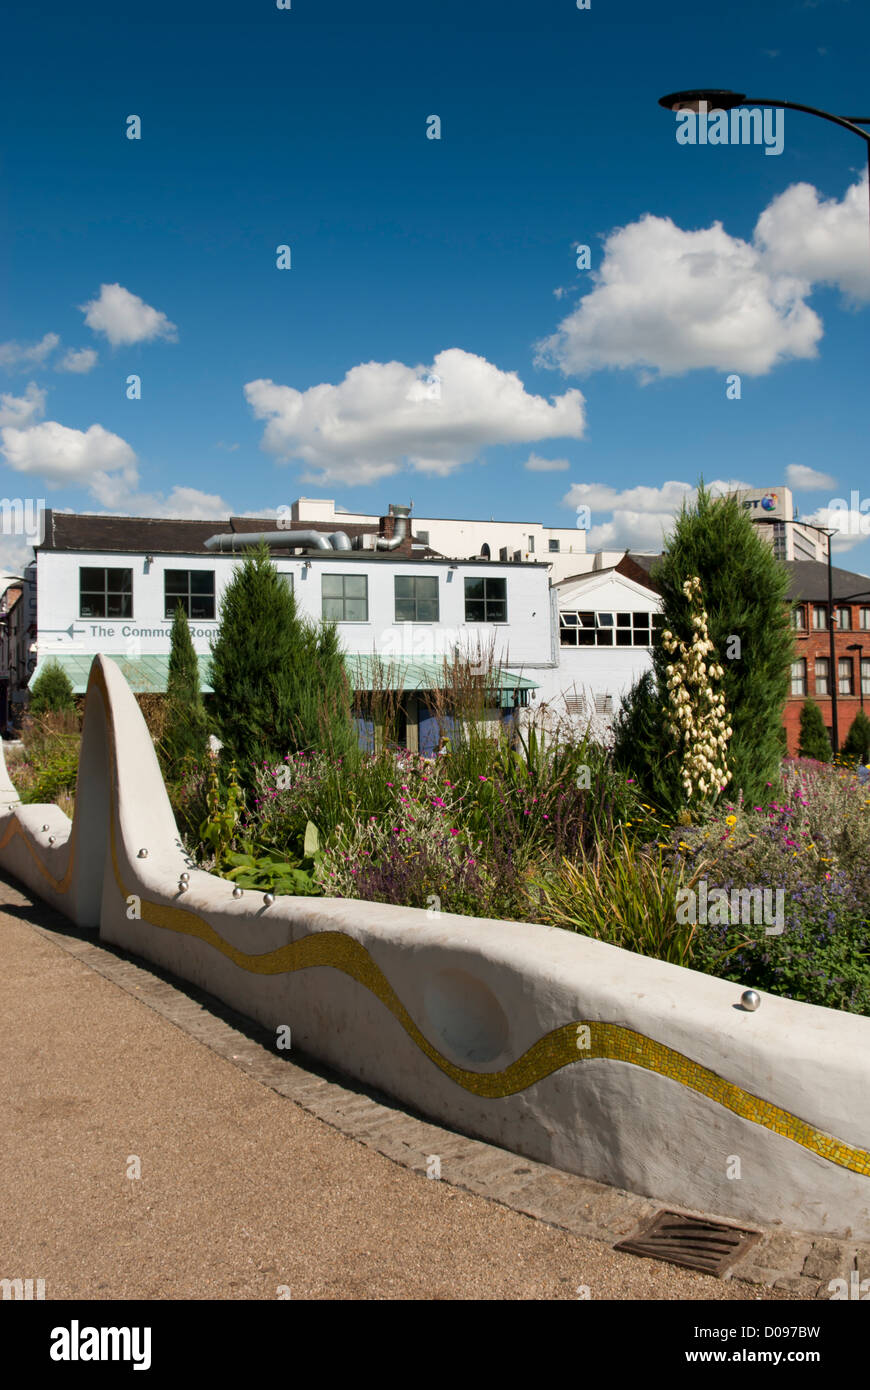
<box><xmin>5</xmin><ymin>877</ymin><xmax>868</xmax><ymax>1298</ymax></box>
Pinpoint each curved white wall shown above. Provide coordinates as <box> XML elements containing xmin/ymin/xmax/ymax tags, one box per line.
<box><xmin>2</xmin><ymin>655</ymin><xmax>869</xmax><ymax>1238</ymax></box>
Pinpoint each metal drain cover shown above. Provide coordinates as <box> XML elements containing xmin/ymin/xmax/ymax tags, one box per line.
<box><xmin>614</xmin><ymin>1210</ymin><xmax>761</xmax><ymax>1276</ymax></box>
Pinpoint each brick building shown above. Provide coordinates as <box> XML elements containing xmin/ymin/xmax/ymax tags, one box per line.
<box><xmin>784</xmin><ymin>561</ymin><xmax>870</xmax><ymax>755</ymax></box>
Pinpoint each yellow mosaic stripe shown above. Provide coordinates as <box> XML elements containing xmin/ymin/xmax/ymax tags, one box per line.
<box><xmin>4</xmin><ymin>662</ymin><xmax>870</xmax><ymax>1178</ymax></box>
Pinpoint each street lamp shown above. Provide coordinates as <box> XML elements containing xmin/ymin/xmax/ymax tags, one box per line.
<box><xmin>657</xmin><ymin>90</ymin><xmax>870</xmax><ymax>234</ymax></box>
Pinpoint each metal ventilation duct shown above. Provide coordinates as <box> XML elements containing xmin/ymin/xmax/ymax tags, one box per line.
<box><xmin>203</xmin><ymin>504</ymin><xmax>410</xmax><ymax>554</ymax></box>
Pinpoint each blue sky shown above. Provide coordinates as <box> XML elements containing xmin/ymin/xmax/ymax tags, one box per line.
<box><xmin>1</xmin><ymin>0</ymin><xmax>868</xmax><ymax>571</ymax></box>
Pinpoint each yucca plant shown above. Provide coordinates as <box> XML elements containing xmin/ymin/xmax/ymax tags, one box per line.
<box><xmin>530</xmin><ymin>830</ymin><xmax>704</xmax><ymax>967</ymax></box>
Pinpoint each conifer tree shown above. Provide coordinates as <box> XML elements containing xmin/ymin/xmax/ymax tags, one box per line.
<box><xmin>614</xmin><ymin>483</ymin><xmax>794</xmax><ymax>811</ymax></box>
<box><xmin>209</xmin><ymin>545</ymin><xmax>355</xmax><ymax>777</ymax></box>
<box><xmin>841</xmin><ymin>707</ymin><xmax>870</xmax><ymax>763</ymax></box>
<box><xmin>797</xmin><ymin>699</ymin><xmax>832</xmax><ymax>762</ymax></box>
<box><xmin>29</xmin><ymin>660</ymin><xmax>76</xmax><ymax>715</ymax></box>
<box><xmin>163</xmin><ymin>602</ymin><xmax>209</xmax><ymax>772</ymax></box>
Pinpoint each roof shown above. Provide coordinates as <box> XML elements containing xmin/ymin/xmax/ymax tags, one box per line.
<box><xmin>36</xmin><ymin>510</ymin><xmax>445</xmax><ymax>559</ymax></box>
<box><xmin>784</xmin><ymin>560</ymin><xmax>870</xmax><ymax>603</ymax></box>
<box><xmin>29</xmin><ymin>652</ymin><xmax>537</xmax><ymax>703</ymax></box>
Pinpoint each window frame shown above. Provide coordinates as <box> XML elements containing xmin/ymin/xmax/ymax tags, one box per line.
<box><xmin>838</xmin><ymin>656</ymin><xmax>854</xmax><ymax>696</ymax></box>
<box><xmin>815</xmin><ymin>657</ymin><xmax>830</xmax><ymax>696</ymax></box>
<box><xmin>812</xmin><ymin>604</ymin><xmax>828</xmax><ymax>631</ymax></box>
<box><xmin>837</xmin><ymin>606</ymin><xmax>852</xmax><ymax>631</ymax></box>
<box><xmin>464</xmin><ymin>575</ymin><xmax>508</xmax><ymax>624</ymax></box>
<box><xmin>79</xmin><ymin>566</ymin><xmax>133</xmax><ymax>620</ymax></box>
<box><xmin>394</xmin><ymin>574</ymin><xmax>439</xmax><ymax>624</ymax></box>
<box><xmin>322</xmin><ymin>572</ymin><xmax>369</xmax><ymax>623</ymax></box>
<box><xmin>163</xmin><ymin>568</ymin><xmax>216</xmax><ymax>621</ymax></box>
<box><xmin>790</xmin><ymin>658</ymin><xmax>807</xmax><ymax>697</ymax></box>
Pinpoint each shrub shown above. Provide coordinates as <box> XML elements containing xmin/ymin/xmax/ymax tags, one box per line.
<box><xmin>798</xmin><ymin>700</ymin><xmax>831</xmax><ymax>762</ymax></box>
<box><xmin>29</xmin><ymin>661</ymin><xmax>75</xmax><ymax>716</ymax></box>
<box><xmin>11</xmin><ymin>710</ymin><xmax>80</xmax><ymax>805</ymax></box>
<box><xmin>530</xmin><ymin>829</ymin><xmax>702</xmax><ymax>968</ymax></box>
<box><xmin>842</xmin><ymin>708</ymin><xmax>870</xmax><ymax>764</ymax></box>
<box><xmin>162</xmin><ymin>602</ymin><xmax>209</xmax><ymax>774</ymax></box>
<box><xmin>209</xmin><ymin>545</ymin><xmax>355</xmax><ymax>778</ymax></box>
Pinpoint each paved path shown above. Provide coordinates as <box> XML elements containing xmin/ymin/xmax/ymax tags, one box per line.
<box><xmin>0</xmin><ymin>886</ymin><xmax>796</xmax><ymax>1301</ymax></box>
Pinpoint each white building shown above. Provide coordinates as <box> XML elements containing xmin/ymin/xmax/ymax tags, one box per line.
<box><xmin>21</xmin><ymin>503</ymin><xmax>663</xmax><ymax>747</ymax></box>
<box><xmin>284</xmin><ymin>497</ymin><xmax>609</xmax><ymax>581</ymax></box>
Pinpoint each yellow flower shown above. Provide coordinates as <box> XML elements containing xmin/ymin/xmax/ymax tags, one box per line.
<box><xmin>725</xmin><ymin>814</ymin><xmax>737</xmax><ymax>827</ymax></box>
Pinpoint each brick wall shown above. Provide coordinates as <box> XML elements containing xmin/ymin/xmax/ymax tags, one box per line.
<box><xmin>785</xmin><ymin>600</ymin><xmax>870</xmax><ymax>754</ymax></box>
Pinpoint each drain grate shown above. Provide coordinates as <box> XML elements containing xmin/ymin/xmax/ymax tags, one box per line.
<box><xmin>614</xmin><ymin>1210</ymin><xmax>761</xmax><ymax>1276</ymax></box>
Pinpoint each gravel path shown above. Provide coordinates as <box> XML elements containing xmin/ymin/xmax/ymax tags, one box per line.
<box><xmin>0</xmin><ymin>903</ymin><xmax>794</xmax><ymax>1301</ymax></box>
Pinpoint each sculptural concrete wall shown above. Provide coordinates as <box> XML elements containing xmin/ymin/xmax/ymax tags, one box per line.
<box><xmin>1</xmin><ymin>654</ymin><xmax>869</xmax><ymax>1238</ymax></box>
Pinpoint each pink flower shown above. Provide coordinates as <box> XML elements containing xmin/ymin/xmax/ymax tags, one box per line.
<box><xmin>449</xmin><ymin>828</ymin><xmax>459</xmax><ymax>836</ymax></box>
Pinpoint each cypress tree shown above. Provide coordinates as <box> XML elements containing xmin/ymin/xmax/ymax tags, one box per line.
<box><xmin>797</xmin><ymin>699</ymin><xmax>832</xmax><ymax>762</ymax></box>
<box><xmin>842</xmin><ymin>708</ymin><xmax>870</xmax><ymax>763</ymax></box>
<box><xmin>209</xmin><ymin>545</ymin><xmax>355</xmax><ymax>776</ymax></box>
<box><xmin>29</xmin><ymin>660</ymin><xmax>76</xmax><ymax>715</ymax></box>
<box><xmin>614</xmin><ymin>483</ymin><xmax>794</xmax><ymax>811</ymax></box>
<box><xmin>163</xmin><ymin>602</ymin><xmax>209</xmax><ymax>772</ymax></box>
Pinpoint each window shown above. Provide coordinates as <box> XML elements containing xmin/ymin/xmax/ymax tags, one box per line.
<box><xmin>394</xmin><ymin>575</ymin><xmax>439</xmax><ymax>623</ymax></box>
<box><xmin>322</xmin><ymin>573</ymin><xmax>368</xmax><ymax>622</ymax></box>
<box><xmin>281</xmin><ymin>573</ymin><xmax>294</xmax><ymax>593</ymax></box>
<box><xmin>815</xmin><ymin>658</ymin><xmax>830</xmax><ymax>696</ymax></box>
<box><xmin>790</xmin><ymin>659</ymin><xmax>807</xmax><ymax>697</ymax></box>
<box><xmin>416</xmin><ymin>530</ymin><xmax>430</xmax><ymax>546</ymax></box>
<box><xmin>813</xmin><ymin>605</ymin><xmax>828</xmax><ymax>630</ymax></box>
<box><xmin>596</xmin><ymin>611</ymin><xmax>614</xmax><ymax>646</ymax></box>
<box><xmin>791</xmin><ymin>606</ymin><xmax>806</xmax><ymax>630</ymax></box>
<box><xmin>861</xmin><ymin>608</ymin><xmax>870</xmax><ymax>631</ymax></box>
<box><xmin>863</xmin><ymin>658</ymin><xmax>870</xmax><ymax>698</ymax></box>
<box><xmin>559</xmin><ymin>610</ymin><xmax>653</xmax><ymax>647</ymax></box>
<box><xmin>548</xmin><ymin>539</ymin><xmax>560</xmax><ymax>553</ymax></box>
<box><xmin>837</xmin><ymin>606</ymin><xmax>852</xmax><ymax>630</ymax></box>
<box><xmin>80</xmin><ymin>567</ymin><xmax>133</xmax><ymax>619</ymax></box>
<box><xmin>528</xmin><ymin>535</ymin><xmax>535</xmax><ymax>554</ymax></box>
<box><xmin>464</xmin><ymin>576</ymin><xmax>507</xmax><ymax>622</ymax></box>
<box><xmin>164</xmin><ymin>569</ymin><xmax>215</xmax><ymax>620</ymax></box>
<box><xmin>499</xmin><ymin>547</ymin><xmax>508</xmax><ymax>562</ymax></box>
<box><xmin>838</xmin><ymin>657</ymin><xmax>854</xmax><ymax>696</ymax></box>
<box><xmin>480</xmin><ymin>543</ymin><xmax>490</xmax><ymax>560</ymax></box>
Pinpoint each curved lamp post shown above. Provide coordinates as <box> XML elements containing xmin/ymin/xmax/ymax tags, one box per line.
<box><xmin>658</xmin><ymin>90</ymin><xmax>870</xmax><ymax>235</ymax></box>
<box><xmin>658</xmin><ymin>89</ymin><xmax>870</xmax><ymax>749</ymax></box>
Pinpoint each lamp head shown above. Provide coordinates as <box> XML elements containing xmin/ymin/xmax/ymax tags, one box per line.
<box><xmin>658</xmin><ymin>89</ymin><xmax>747</xmax><ymax>113</ymax></box>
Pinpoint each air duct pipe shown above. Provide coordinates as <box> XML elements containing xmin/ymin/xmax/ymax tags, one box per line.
<box><xmin>203</xmin><ymin>530</ymin><xmax>352</xmax><ymax>553</ymax></box>
<box><xmin>374</xmin><ymin>505</ymin><xmax>410</xmax><ymax>551</ymax></box>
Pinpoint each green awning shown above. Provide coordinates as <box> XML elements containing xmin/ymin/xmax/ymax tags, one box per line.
<box><xmin>344</xmin><ymin>655</ymin><xmax>537</xmax><ymax>707</ymax></box>
<box><xmin>29</xmin><ymin>654</ymin><xmax>214</xmax><ymax>695</ymax></box>
<box><xmin>29</xmin><ymin>652</ymin><xmax>537</xmax><ymax>706</ymax></box>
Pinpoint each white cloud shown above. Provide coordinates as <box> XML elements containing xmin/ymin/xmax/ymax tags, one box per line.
<box><xmin>80</xmin><ymin>284</ymin><xmax>177</xmax><ymax>347</ymax></box>
<box><xmin>802</xmin><ymin>504</ymin><xmax>869</xmax><ymax>554</ymax></box>
<box><xmin>0</xmin><ymin>534</ymin><xmax>38</xmax><ymax>578</ymax></box>
<box><xmin>0</xmin><ymin>333</ymin><xmax>60</xmax><ymax>370</ymax></box>
<box><xmin>523</xmin><ymin>452</ymin><xmax>571</xmax><ymax>472</ymax></box>
<box><xmin>1</xmin><ymin>420</ymin><xmax>137</xmax><ymax>484</ymax></box>
<box><xmin>57</xmin><ymin>347</ymin><xmax>98</xmax><ymax>374</ymax></box>
<box><xmin>537</xmin><ymin>215</ymin><xmax>821</xmax><ymax>379</ymax></box>
<box><xmin>245</xmin><ymin>348</ymin><xmax>587</xmax><ymax>484</ymax></box>
<box><xmin>563</xmin><ymin>478</ymin><xmax>753</xmax><ymax>552</ymax></box>
<box><xmin>538</xmin><ymin>174</ymin><xmax>868</xmax><ymax>380</ymax></box>
<box><xmin>785</xmin><ymin>463</ymin><xmax>837</xmax><ymax>490</ymax></box>
<box><xmin>755</xmin><ymin>172</ymin><xmax>870</xmax><ymax>305</ymax></box>
<box><xmin>0</xmin><ymin>383</ymin><xmax>46</xmax><ymax>430</ymax></box>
